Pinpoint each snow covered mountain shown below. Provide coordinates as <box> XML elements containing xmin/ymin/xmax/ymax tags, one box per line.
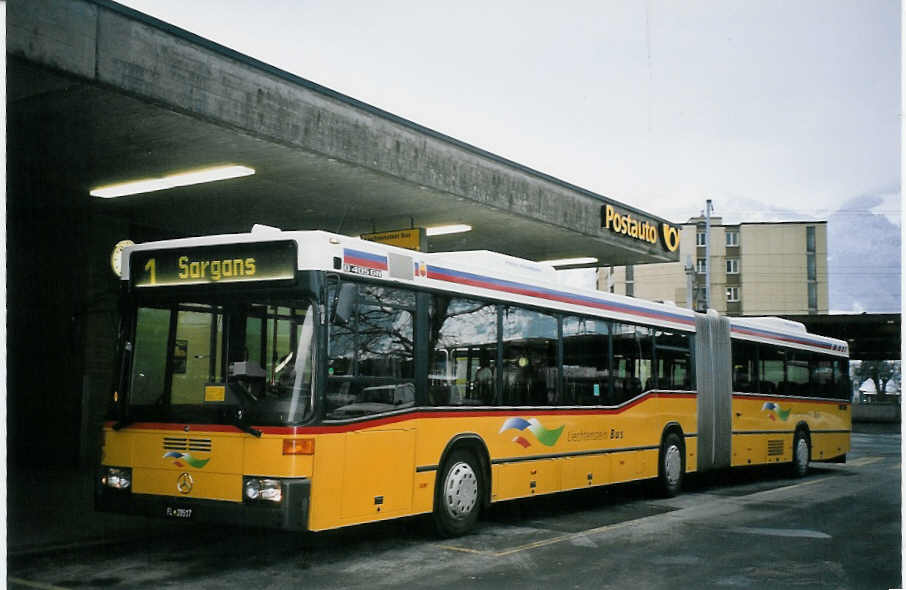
<box><xmin>827</xmin><ymin>194</ymin><xmax>901</xmax><ymax>313</ymax></box>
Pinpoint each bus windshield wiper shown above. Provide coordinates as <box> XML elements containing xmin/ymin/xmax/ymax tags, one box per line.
<box><xmin>231</xmin><ymin>409</ymin><xmax>262</xmax><ymax>438</ymax></box>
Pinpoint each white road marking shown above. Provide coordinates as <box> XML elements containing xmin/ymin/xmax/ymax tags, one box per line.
<box><xmin>729</xmin><ymin>526</ymin><xmax>831</xmax><ymax>539</ymax></box>
<box><xmin>847</xmin><ymin>457</ymin><xmax>884</xmax><ymax>467</ymax></box>
<box><xmin>8</xmin><ymin>577</ymin><xmax>69</xmax><ymax>590</ymax></box>
<box><xmin>747</xmin><ymin>476</ymin><xmax>829</xmax><ymax>497</ymax></box>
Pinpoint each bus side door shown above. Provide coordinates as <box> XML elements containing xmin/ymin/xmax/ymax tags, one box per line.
<box><xmin>341</xmin><ymin>428</ymin><xmax>415</xmax><ymax>521</ymax></box>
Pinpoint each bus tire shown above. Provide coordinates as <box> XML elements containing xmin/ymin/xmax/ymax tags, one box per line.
<box><xmin>790</xmin><ymin>429</ymin><xmax>810</xmax><ymax>478</ymax></box>
<box><xmin>657</xmin><ymin>432</ymin><xmax>684</xmax><ymax>497</ymax></box>
<box><xmin>433</xmin><ymin>449</ymin><xmax>481</xmax><ymax>537</ymax></box>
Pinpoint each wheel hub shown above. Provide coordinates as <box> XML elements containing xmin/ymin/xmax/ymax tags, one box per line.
<box><xmin>665</xmin><ymin>444</ymin><xmax>682</xmax><ymax>486</ymax></box>
<box><xmin>796</xmin><ymin>438</ymin><xmax>809</xmax><ymax>469</ymax></box>
<box><xmin>443</xmin><ymin>461</ymin><xmax>478</xmax><ymax>520</ymax></box>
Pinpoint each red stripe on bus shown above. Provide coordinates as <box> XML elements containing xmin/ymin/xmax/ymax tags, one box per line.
<box><xmin>102</xmin><ymin>422</ymin><xmax>253</xmax><ymax>433</ymax></box>
<box><xmin>102</xmin><ymin>392</ymin><xmax>697</xmax><ymax>435</ymax></box>
<box><xmin>427</xmin><ymin>270</ymin><xmax>695</xmax><ymax>327</ymax></box>
<box><xmin>731</xmin><ymin>393</ymin><xmax>849</xmax><ymax>406</ymax></box>
<box><xmin>730</xmin><ymin>326</ymin><xmax>838</xmax><ymax>351</ymax></box>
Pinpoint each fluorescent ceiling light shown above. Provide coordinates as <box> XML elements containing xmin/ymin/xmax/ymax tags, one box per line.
<box><xmin>90</xmin><ymin>165</ymin><xmax>255</xmax><ymax>198</ymax></box>
<box><xmin>426</xmin><ymin>224</ymin><xmax>472</xmax><ymax>236</ymax></box>
<box><xmin>542</xmin><ymin>257</ymin><xmax>599</xmax><ymax>267</ymax></box>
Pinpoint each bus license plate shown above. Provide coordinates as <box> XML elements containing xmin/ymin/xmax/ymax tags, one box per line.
<box><xmin>165</xmin><ymin>506</ymin><xmax>193</xmax><ymax>520</ymax></box>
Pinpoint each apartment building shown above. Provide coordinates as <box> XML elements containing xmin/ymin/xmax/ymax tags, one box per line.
<box><xmin>599</xmin><ymin>218</ymin><xmax>828</xmax><ymax>316</ymax></box>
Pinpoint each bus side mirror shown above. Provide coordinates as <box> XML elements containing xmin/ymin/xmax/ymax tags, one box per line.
<box><xmin>332</xmin><ymin>283</ymin><xmax>358</xmax><ymax>325</ymax></box>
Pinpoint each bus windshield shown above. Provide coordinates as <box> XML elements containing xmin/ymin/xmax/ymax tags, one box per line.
<box><xmin>125</xmin><ymin>299</ymin><xmax>316</xmax><ymax>426</ymax></box>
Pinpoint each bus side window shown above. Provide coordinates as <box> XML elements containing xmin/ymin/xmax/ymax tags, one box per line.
<box><xmin>834</xmin><ymin>358</ymin><xmax>850</xmax><ymax>400</ymax></box>
<box><xmin>429</xmin><ymin>296</ymin><xmax>498</xmax><ymax>406</ymax></box>
<box><xmin>612</xmin><ymin>323</ymin><xmax>652</xmax><ymax>403</ymax></box>
<box><xmin>731</xmin><ymin>339</ymin><xmax>759</xmax><ymax>393</ymax></box>
<box><xmin>325</xmin><ymin>284</ymin><xmax>415</xmax><ymax>419</ymax></box>
<box><xmin>785</xmin><ymin>349</ymin><xmax>811</xmax><ymax>396</ymax></box>
<box><xmin>563</xmin><ymin>315</ymin><xmax>610</xmax><ymax>406</ymax></box>
<box><xmin>811</xmin><ymin>355</ymin><xmax>835</xmax><ymax>397</ymax></box>
<box><xmin>501</xmin><ymin>306</ymin><xmax>558</xmax><ymax>406</ymax></box>
<box><xmin>655</xmin><ymin>329</ymin><xmax>692</xmax><ymax>391</ymax></box>
<box><xmin>759</xmin><ymin>345</ymin><xmax>785</xmax><ymax>395</ymax></box>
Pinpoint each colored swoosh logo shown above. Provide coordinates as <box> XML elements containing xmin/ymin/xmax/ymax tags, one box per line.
<box><xmin>761</xmin><ymin>402</ymin><xmax>791</xmax><ymax>422</ymax></box>
<box><xmin>163</xmin><ymin>451</ymin><xmax>210</xmax><ymax>469</ymax></box>
<box><xmin>499</xmin><ymin>417</ymin><xmax>565</xmax><ymax>447</ymax></box>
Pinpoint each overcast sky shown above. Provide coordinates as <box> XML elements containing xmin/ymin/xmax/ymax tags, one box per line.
<box><xmin>117</xmin><ymin>0</ymin><xmax>901</xmax><ymax>310</ymax></box>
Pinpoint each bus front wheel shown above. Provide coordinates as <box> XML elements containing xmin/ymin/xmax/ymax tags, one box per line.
<box><xmin>657</xmin><ymin>432</ymin><xmax>684</xmax><ymax>497</ymax></box>
<box><xmin>433</xmin><ymin>449</ymin><xmax>481</xmax><ymax>537</ymax></box>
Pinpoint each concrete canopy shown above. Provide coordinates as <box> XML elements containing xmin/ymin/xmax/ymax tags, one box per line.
<box><xmin>8</xmin><ymin>0</ymin><xmax>678</xmax><ymax>267</ymax></box>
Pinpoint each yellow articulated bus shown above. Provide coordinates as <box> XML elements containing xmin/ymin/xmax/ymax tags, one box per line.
<box><xmin>96</xmin><ymin>229</ymin><xmax>851</xmax><ymax>536</ymax></box>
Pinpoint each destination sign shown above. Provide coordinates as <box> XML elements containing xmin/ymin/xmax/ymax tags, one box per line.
<box><xmin>130</xmin><ymin>241</ymin><xmax>297</xmax><ymax>288</ymax></box>
<box><xmin>361</xmin><ymin>228</ymin><xmax>426</xmax><ymax>251</ymax></box>
<box><xmin>600</xmin><ymin>203</ymin><xmax>680</xmax><ymax>253</ymax></box>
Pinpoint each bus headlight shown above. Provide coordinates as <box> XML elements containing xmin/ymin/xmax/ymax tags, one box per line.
<box><xmin>101</xmin><ymin>467</ymin><xmax>132</xmax><ymax>490</ymax></box>
<box><xmin>244</xmin><ymin>477</ymin><xmax>283</xmax><ymax>503</ymax></box>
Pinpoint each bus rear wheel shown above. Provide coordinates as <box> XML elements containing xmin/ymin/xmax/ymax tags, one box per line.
<box><xmin>433</xmin><ymin>449</ymin><xmax>481</xmax><ymax>537</ymax></box>
<box><xmin>790</xmin><ymin>430</ymin><xmax>810</xmax><ymax>478</ymax></box>
<box><xmin>657</xmin><ymin>432</ymin><xmax>684</xmax><ymax>497</ymax></box>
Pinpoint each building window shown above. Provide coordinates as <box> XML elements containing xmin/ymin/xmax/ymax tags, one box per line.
<box><xmin>726</xmin><ymin>230</ymin><xmax>739</xmax><ymax>247</ymax></box>
<box><xmin>806</xmin><ymin>226</ymin><xmax>816</xmax><ymax>253</ymax></box>
<box><xmin>808</xmin><ymin>282</ymin><xmax>818</xmax><ymax>313</ymax></box>
<box><xmin>726</xmin><ymin>258</ymin><xmax>739</xmax><ymax>274</ymax></box>
<box><xmin>807</xmin><ymin>255</ymin><xmax>816</xmax><ymax>281</ymax></box>
<box><xmin>696</xmin><ymin>231</ymin><xmax>707</xmax><ymax>247</ymax></box>
<box><xmin>726</xmin><ymin>286</ymin><xmax>740</xmax><ymax>302</ymax></box>
<box><xmin>696</xmin><ymin>258</ymin><xmax>707</xmax><ymax>273</ymax></box>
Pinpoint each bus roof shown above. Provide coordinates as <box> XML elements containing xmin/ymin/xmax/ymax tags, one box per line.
<box><xmin>730</xmin><ymin>315</ymin><xmax>848</xmax><ymax>356</ymax></box>
<box><xmin>121</xmin><ymin>228</ymin><xmax>848</xmax><ymax>356</ymax></box>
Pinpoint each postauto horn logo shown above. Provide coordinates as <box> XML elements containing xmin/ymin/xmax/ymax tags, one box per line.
<box><xmin>661</xmin><ymin>223</ymin><xmax>680</xmax><ymax>252</ymax></box>
<box><xmin>499</xmin><ymin>417</ymin><xmax>565</xmax><ymax>448</ymax></box>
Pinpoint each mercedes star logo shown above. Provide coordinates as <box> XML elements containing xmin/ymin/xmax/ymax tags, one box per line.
<box><xmin>176</xmin><ymin>472</ymin><xmax>194</xmax><ymax>495</ymax></box>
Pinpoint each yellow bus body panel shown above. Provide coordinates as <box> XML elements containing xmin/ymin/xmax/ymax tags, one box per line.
<box><xmin>308</xmin><ymin>433</ymin><xmax>345</xmax><ymax>531</ymax></box>
<box><xmin>102</xmin><ymin>394</ymin><xmax>699</xmax><ymax>530</ymax></box>
<box><xmin>242</xmin><ymin>436</ymin><xmax>314</xmax><ymax>477</ymax></box>
<box><xmin>731</xmin><ymin>395</ymin><xmax>851</xmax><ymax>466</ymax></box>
<box><xmin>102</xmin><ymin>427</ymin><xmax>314</xmax><ymax>504</ymax></box>
<box><xmin>101</xmin><ymin>392</ymin><xmax>849</xmax><ymax>531</ymax></box>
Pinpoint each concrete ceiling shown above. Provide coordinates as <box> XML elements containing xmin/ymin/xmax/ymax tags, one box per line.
<box><xmin>7</xmin><ymin>0</ymin><xmax>681</xmax><ymax>268</ymax></box>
